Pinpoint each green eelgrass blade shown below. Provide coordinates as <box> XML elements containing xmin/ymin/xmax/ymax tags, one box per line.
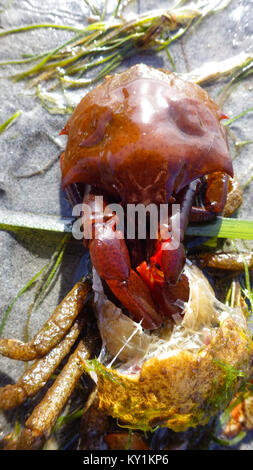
<box><xmin>212</xmin><ymin>431</ymin><xmax>246</xmax><ymax>447</ymax></box>
<box><xmin>237</xmin><ymin>248</ymin><xmax>253</xmax><ymax>313</ymax></box>
<box><xmin>36</xmin><ymin>86</ymin><xmax>74</xmax><ymax>115</ymax></box>
<box><xmin>0</xmin><ymin>233</ymin><xmax>70</xmax><ymax>339</ymax></box>
<box><xmin>54</xmin><ymin>407</ymin><xmax>84</xmax><ymax>431</ymax></box>
<box><xmin>223</xmin><ymin>106</ymin><xmax>253</xmax><ymax>127</ymax></box>
<box><xmin>11</xmin><ymin>33</ymin><xmax>85</xmax><ymax>81</ymax></box>
<box><xmin>113</xmin><ymin>0</ymin><xmax>123</xmax><ymax>18</ymax></box>
<box><xmin>0</xmin><ymin>54</ymin><xmax>48</xmax><ymax>66</ymax></box>
<box><xmin>0</xmin><ymin>3</ymin><xmax>226</xmax><ymax>94</ymax></box>
<box><xmin>237</xmin><ymin>140</ymin><xmax>253</xmax><ymax>149</ymax></box>
<box><xmin>0</xmin><ymin>24</ymin><xmax>85</xmax><ymax>38</ymax></box>
<box><xmin>23</xmin><ymin>233</ymin><xmax>70</xmax><ymax>343</ymax></box>
<box><xmin>0</xmin><ymin>208</ymin><xmax>74</xmax><ymax>233</ymax></box>
<box><xmin>0</xmin><ymin>264</ymin><xmax>46</xmax><ymax>336</ymax></box>
<box><xmin>83</xmin><ymin>0</ymin><xmax>101</xmax><ymax>19</ymax></box>
<box><xmin>242</xmin><ymin>259</ymin><xmax>253</xmax><ymax>308</ymax></box>
<box><xmin>185</xmin><ymin>217</ymin><xmax>253</xmax><ymax>240</ymax></box>
<box><xmin>0</xmin><ymin>110</ymin><xmax>21</xmax><ymax>135</ymax></box>
<box><xmin>184</xmin><ymin>53</ymin><xmax>253</xmax><ymax>86</ymax></box>
<box><xmin>13</xmin><ymin>417</ymin><xmax>21</xmax><ymax>439</ymax></box>
<box><xmin>34</xmin><ymin>234</ymin><xmax>70</xmax><ymax>309</ymax></box>
<box><xmin>243</xmin><ymin>174</ymin><xmax>253</xmax><ymax>190</ymax></box>
<box><xmin>1</xmin><ymin>210</ymin><xmax>253</xmax><ymax>240</ymax></box>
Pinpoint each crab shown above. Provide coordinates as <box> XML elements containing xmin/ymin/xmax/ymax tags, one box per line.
<box><xmin>0</xmin><ymin>64</ymin><xmax>246</xmax><ymax>449</ymax></box>
<box><xmin>60</xmin><ymin>63</ymin><xmax>237</xmax><ymax>329</ymax></box>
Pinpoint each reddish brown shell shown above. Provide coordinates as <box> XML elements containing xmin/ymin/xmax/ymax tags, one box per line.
<box><xmin>61</xmin><ymin>64</ymin><xmax>233</xmax><ymax>205</ymax></box>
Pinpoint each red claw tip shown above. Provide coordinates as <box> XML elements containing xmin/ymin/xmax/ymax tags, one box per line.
<box><xmin>60</xmin><ymin>127</ymin><xmax>68</xmax><ymax>135</ymax></box>
<box><xmin>219</xmin><ymin>113</ymin><xmax>229</xmax><ymax>121</ymax></box>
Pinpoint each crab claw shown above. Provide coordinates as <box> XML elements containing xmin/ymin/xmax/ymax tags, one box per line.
<box><xmin>107</xmin><ymin>270</ymin><xmax>161</xmax><ymax>330</ymax></box>
<box><xmin>84</xmin><ymin>195</ymin><xmax>162</xmax><ymax>330</ymax></box>
<box><xmin>90</xmin><ymin>229</ymin><xmax>162</xmax><ymax>329</ymax></box>
<box><xmin>150</xmin><ymin>239</ymin><xmax>186</xmax><ymax>285</ymax></box>
<box><xmin>89</xmin><ymin>222</ymin><xmax>131</xmax><ymax>282</ymax></box>
<box><xmin>137</xmin><ymin>258</ymin><xmax>189</xmax><ymax>319</ymax></box>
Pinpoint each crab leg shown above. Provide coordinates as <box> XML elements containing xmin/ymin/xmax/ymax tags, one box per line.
<box><xmin>0</xmin><ymin>280</ymin><xmax>91</xmax><ymax>361</ymax></box>
<box><xmin>0</xmin><ymin>316</ymin><xmax>84</xmax><ymax>410</ymax></box>
<box><xmin>136</xmin><ymin>182</ymin><xmax>198</xmax><ymax>318</ymax></box>
<box><xmin>189</xmin><ymin>172</ymin><xmax>236</xmax><ymax>222</ymax></box>
<box><xmin>140</xmin><ymin>179</ymin><xmax>199</xmax><ymax>290</ymax></box>
<box><xmin>223</xmin><ymin>177</ymin><xmax>243</xmax><ymax>217</ymax></box>
<box><xmin>3</xmin><ymin>338</ymin><xmax>94</xmax><ymax>450</ymax></box>
<box><xmin>194</xmin><ymin>252</ymin><xmax>253</xmax><ymax>271</ymax></box>
<box><xmin>160</xmin><ymin>180</ymin><xmax>199</xmax><ymax>285</ymax></box>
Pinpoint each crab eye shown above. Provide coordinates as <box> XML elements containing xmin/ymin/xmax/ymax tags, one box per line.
<box><xmin>169</xmin><ymin>98</ymin><xmax>206</xmax><ymax>137</ymax></box>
